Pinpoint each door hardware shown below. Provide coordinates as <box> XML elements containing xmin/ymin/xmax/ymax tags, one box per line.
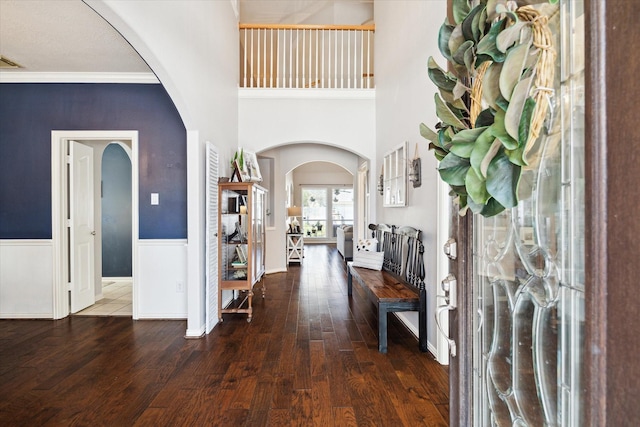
<box><xmin>443</xmin><ymin>238</ymin><xmax>457</xmax><ymax>260</ymax></box>
<box><xmin>435</xmin><ymin>273</ymin><xmax>458</xmax><ymax>357</ymax></box>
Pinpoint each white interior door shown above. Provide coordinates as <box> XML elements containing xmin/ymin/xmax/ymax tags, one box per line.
<box><xmin>70</xmin><ymin>140</ymin><xmax>96</xmax><ymax>313</ymax></box>
<box><xmin>205</xmin><ymin>142</ymin><xmax>219</xmax><ymax>333</ymax></box>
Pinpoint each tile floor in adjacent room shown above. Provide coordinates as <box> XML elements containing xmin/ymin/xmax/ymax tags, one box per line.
<box><xmin>75</xmin><ymin>281</ymin><xmax>132</xmax><ymax>316</ymax></box>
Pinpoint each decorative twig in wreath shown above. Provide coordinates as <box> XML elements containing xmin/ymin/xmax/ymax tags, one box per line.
<box><xmin>420</xmin><ymin>0</ymin><xmax>557</xmax><ymax>217</ymax></box>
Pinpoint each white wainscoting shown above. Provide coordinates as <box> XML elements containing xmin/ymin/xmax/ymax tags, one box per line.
<box><xmin>0</xmin><ymin>240</ymin><xmax>54</xmax><ymax>318</ymax></box>
<box><xmin>137</xmin><ymin>239</ymin><xmax>188</xmax><ymax>319</ymax></box>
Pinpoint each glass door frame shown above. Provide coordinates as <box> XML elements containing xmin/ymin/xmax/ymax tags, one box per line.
<box><xmin>447</xmin><ymin>1</ymin><xmax>640</xmax><ymax>426</ymax></box>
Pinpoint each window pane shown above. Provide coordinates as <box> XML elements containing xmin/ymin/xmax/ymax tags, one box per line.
<box><xmin>302</xmin><ymin>188</ymin><xmax>327</xmax><ymax>237</ymax></box>
<box><xmin>331</xmin><ymin>188</ymin><xmax>353</xmax><ymax>237</ymax></box>
<box><xmin>300</xmin><ymin>186</ymin><xmax>354</xmax><ymax>238</ymax></box>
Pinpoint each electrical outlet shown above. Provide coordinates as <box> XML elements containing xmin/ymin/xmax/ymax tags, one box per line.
<box><xmin>176</xmin><ymin>281</ymin><xmax>185</xmax><ymax>293</ymax></box>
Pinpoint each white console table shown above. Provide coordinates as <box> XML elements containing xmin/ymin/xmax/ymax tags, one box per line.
<box><xmin>287</xmin><ymin>233</ymin><xmax>304</xmax><ymax>264</ymax></box>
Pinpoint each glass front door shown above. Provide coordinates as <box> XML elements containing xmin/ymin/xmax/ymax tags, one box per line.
<box><xmin>471</xmin><ymin>1</ymin><xmax>585</xmax><ymax>425</ymax></box>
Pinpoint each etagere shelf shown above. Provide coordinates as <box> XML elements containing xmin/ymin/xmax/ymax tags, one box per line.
<box><xmin>218</xmin><ymin>182</ymin><xmax>266</xmax><ymax>322</ymax></box>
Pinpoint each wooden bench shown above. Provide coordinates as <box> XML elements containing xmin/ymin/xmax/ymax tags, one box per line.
<box><xmin>347</xmin><ymin>224</ymin><xmax>428</xmax><ymax>354</ymax></box>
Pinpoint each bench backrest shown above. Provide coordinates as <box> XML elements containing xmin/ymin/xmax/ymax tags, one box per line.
<box><xmin>369</xmin><ymin>224</ymin><xmax>425</xmax><ymax>291</ymax></box>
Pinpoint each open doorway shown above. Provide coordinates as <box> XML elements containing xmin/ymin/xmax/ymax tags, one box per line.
<box><xmin>51</xmin><ymin>131</ymin><xmax>139</xmax><ymax>319</ymax></box>
<box><xmin>76</xmin><ymin>142</ymin><xmax>133</xmax><ymax>316</ymax></box>
<box><xmin>289</xmin><ymin>162</ymin><xmax>354</xmax><ymax>243</ymax></box>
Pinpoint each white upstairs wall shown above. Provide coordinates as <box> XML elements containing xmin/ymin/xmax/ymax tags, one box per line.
<box><xmin>375</xmin><ymin>0</ymin><xmax>448</xmax><ymax>359</ymax></box>
<box><xmin>239</xmin><ymin>90</ymin><xmax>376</xmax><ymax>273</ymax></box>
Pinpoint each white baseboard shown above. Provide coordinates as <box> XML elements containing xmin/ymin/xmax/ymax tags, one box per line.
<box><xmin>185</xmin><ymin>325</ymin><xmax>206</xmax><ymax>338</ymax></box>
<box><xmin>137</xmin><ymin>313</ymin><xmax>187</xmax><ymax>320</ymax></box>
<box><xmin>394</xmin><ymin>312</ymin><xmax>440</xmax><ymax>362</ymax></box>
<box><xmin>0</xmin><ymin>313</ymin><xmax>53</xmax><ymax>319</ymax></box>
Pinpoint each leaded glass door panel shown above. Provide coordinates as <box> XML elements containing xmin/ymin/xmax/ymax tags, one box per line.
<box><xmin>471</xmin><ymin>1</ymin><xmax>585</xmax><ymax>426</ymax></box>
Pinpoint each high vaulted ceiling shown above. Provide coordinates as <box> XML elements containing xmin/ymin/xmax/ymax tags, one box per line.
<box><xmin>0</xmin><ymin>0</ymin><xmax>150</xmax><ymax>74</ymax></box>
<box><xmin>240</xmin><ymin>0</ymin><xmax>373</xmax><ymax>24</ymax></box>
<box><xmin>0</xmin><ymin>0</ymin><xmax>373</xmax><ymax>75</ymax></box>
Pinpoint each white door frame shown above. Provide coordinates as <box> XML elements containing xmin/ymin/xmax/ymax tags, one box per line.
<box><xmin>51</xmin><ymin>130</ymin><xmax>139</xmax><ymax>319</ymax></box>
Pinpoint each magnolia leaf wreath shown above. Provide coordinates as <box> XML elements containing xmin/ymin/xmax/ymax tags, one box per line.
<box><xmin>421</xmin><ymin>0</ymin><xmax>557</xmax><ymax>217</ymax></box>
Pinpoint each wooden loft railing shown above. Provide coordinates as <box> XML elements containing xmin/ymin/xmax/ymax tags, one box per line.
<box><xmin>239</xmin><ymin>24</ymin><xmax>375</xmax><ymax>89</ymax></box>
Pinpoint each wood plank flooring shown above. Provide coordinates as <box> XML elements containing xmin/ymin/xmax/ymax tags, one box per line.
<box><xmin>0</xmin><ymin>244</ymin><xmax>449</xmax><ymax>426</ymax></box>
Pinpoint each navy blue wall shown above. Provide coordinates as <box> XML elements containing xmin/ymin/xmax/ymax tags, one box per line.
<box><xmin>102</xmin><ymin>144</ymin><xmax>132</xmax><ymax>277</ymax></box>
<box><xmin>0</xmin><ymin>83</ymin><xmax>187</xmax><ymax>239</ymax></box>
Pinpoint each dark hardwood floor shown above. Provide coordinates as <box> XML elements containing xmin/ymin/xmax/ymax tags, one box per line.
<box><xmin>0</xmin><ymin>244</ymin><xmax>449</xmax><ymax>426</ymax></box>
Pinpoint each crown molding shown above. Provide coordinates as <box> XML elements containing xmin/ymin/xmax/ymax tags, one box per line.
<box><xmin>0</xmin><ymin>72</ymin><xmax>159</xmax><ymax>84</ymax></box>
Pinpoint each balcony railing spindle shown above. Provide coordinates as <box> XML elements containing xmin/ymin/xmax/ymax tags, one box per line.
<box><xmin>239</xmin><ymin>24</ymin><xmax>374</xmax><ymax>89</ymax></box>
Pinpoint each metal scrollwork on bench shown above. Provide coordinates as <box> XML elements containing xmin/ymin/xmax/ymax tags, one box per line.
<box><xmin>372</xmin><ymin>224</ymin><xmax>426</xmax><ymax>290</ymax></box>
<box><xmin>406</xmin><ymin>235</ymin><xmax>426</xmax><ymax>292</ymax></box>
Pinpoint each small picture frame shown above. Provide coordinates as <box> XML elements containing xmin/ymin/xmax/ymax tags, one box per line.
<box><xmin>236</xmin><ymin>244</ymin><xmax>248</xmax><ymax>263</ymax></box>
<box><xmin>243</xmin><ymin>151</ymin><xmax>262</xmax><ymax>182</ymax></box>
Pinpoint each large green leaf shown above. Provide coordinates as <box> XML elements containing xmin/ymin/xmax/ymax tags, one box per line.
<box><xmin>496</xmin><ymin>20</ymin><xmax>529</xmax><ymax>53</ymax></box>
<box><xmin>476</xmin><ymin>18</ymin><xmax>507</xmax><ymax>63</ymax></box>
<box><xmin>475</xmin><ymin>108</ymin><xmax>495</xmax><ymax>128</ymax></box>
<box><xmin>438</xmin><ymin>127</ymin><xmax>454</xmax><ymax>151</ymax></box>
<box><xmin>486</xmin><ymin>151</ymin><xmax>521</xmax><ymax>208</ymax></box>
<box><xmin>435</xmin><ymin>93</ymin><xmax>469</xmax><ymax>130</ymax></box>
<box><xmin>420</xmin><ymin>122</ymin><xmax>439</xmax><ymax>143</ymax></box>
<box><xmin>499</xmin><ymin>43</ymin><xmax>530</xmax><ymax>101</ymax></box>
<box><xmin>466</xmin><ymin>167</ymin><xmax>490</xmax><ymax>205</ymax></box>
<box><xmin>496</xmin><ymin>94</ymin><xmax>510</xmax><ymax>112</ymax></box>
<box><xmin>429</xmin><ymin>143</ymin><xmax>448</xmax><ymax>161</ymax></box>
<box><xmin>481</xmin><ymin>62</ymin><xmax>502</xmax><ymax>110</ymax></box>
<box><xmin>462</xmin><ymin>4</ymin><xmax>484</xmax><ymax>42</ymax></box>
<box><xmin>448</xmin><ymin>25</ymin><xmax>466</xmax><ymax>63</ymax></box>
<box><xmin>453</xmin><ymin>40</ymin><xmax>474</xmax><ymax>66</ymax></box>
<box><xmin>438</xmin><ymin>22</ymin><xmax>455</xmax><ymax>61</ymax></box>
<box><xmin>453</xmin><ymin>79</ymin><xmax>468</xmax><ymax>101</ymax></box>
<box><xmin>466</xmin><ymin>196</ymin><xmax>484</xmax><ymax>214</ymax></box>
<box><xmin>428</xmin><ymin>57</ymin><xmax>457</xmax><ymax>92</ymax></box>
<box><xmin>439</xmin><ymin>152</ymin><xmax>471</xmax><ymax>186</ymax></box>
<box><xmin>492</xmin><ymin>108</ymin><xmax>518</xmax><ymax>150</ymax></box>
<box><xmin>473</xmin><ymin>6</ymin><xmax>487</xmax><ymax>43</ymax></box>
<box><xmin>505</xmin><ymin>145</ymin><xmax>527</xmax><ymax>166</ymax></box>
<box><xmin>441</xmin><ymin>88</ymin><xmax>468</xmax><ymax>111</ymax></box>
<box><xmin>450</xmin><ymin>184</ymin><xmax>468</xmax><ymax>196</ymax></box>
<box><xmin>479</xmin><ymin>138</ymin><xmax>503</xmax><ymax>177</ymax></box>
<box><xmin>494</xmin><ymin>3</ymin><xmax>518</xmax><ymax>23</ymax></box>
<box><xmin>469</xmin><ymin>130</ymin><xmax>499</xmax><ymax>177</ymax></box>
<box><xmin>449</xmin><ymin>126</ymin><xmax>489</xmax><ymax>158</ymax></box>
<box><xmin>480</xmin><ymin>197</ymin><xmax>506</xmax><ymax>217</ymax></box>
<box><xmin>464</xmin><ymin>45</ymin><xmax>476</xmax><ymax>74</ymax></box>
<box><xmin>453</xmin><ymin>0</ymin><xmax>471</xmax><ymax>25</ymax></box>
<box><xmin>504</xmin><ymin>76</ymin><xmax>533</xmax><ymax>141</ymax></box>
<box><xmin>518</xmin><ymin>97</ymin><xmax>536</xmax><ymax>148</ymax></box>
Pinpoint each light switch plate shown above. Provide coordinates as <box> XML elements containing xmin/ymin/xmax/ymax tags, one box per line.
<box><xmin>151</xmin><ymin>193</ymin><xmax>159</xmax><ymax>205</ymax></box>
